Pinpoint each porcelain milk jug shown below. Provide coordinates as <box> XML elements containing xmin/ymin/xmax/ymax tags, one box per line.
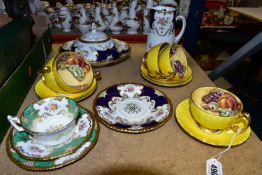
<box><xmin>146</xmin><ymin>6</ymin><xmax>186</xmax><ymax>51</ymax></box>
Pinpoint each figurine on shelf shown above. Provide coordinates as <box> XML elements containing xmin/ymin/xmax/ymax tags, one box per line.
<box><xmin>28</xmin><ymin>0</ymin><xmax>43</xmax><ymax>15</ymax></box>
<box><xmin>146</xmin><ymin>0</ymin><xmax>154</xmax><ymax>8</ymax></box>
<box><xmin>129</xmin><ymin>0</ymin><xmax>137</xmax><ymax>19</ymax></box>
<box><xmin>94</xmin><ymin>4</ymin><xmax>107</xmax><ymax>31</ymax></box>
<box><xmin>109</xmin><ymin>2</ymin><xmax>123</xmax><ymax>34</ymax></box>
<box><xmin>65</xmin><ymin>0</ymin><xmax>74</xmax><ymax>10</ymax></box>
<box><xmin>84</xmin><ymin>3</ymin><xmax>94</xmax><ymax>24</ymax></box>
<box><xmin>126</xmin><ymin>17</ymin><xmax>140</xmax><ymax>34</ymax></box>
<box><xmin>45</xmin><ymin>7</ymin><xmax>55</xmax><ymax>28</ymax></box>
<box><xmin>159</xmin><ymin>0</ymin><xmax>178</xmax><ymax>7</ymax></box>
<box><xmin>119</xmin><ymin>6</ymin><xmax>128</xmax><ymax>26</ymax></box>
<box><xmin>143</xmin><ymin>10</ymin><xmax>150</xmax><ymax>34</ymax></box>
<box><xmin>143</xmin><ymin>0</ymin><xmax>154</xmax><ymax>34</ymax></box>
<box><xmin>101</xmin><ymin>3</ymin><xmax>112</xmax><ymax>27</ymax></box>
<box><xmin>58</xmin><ymin>6</ymin><xmax>72</xmax><ymax>32</ymax></box>
<box><xmin>52</xmin><ymin>2</ymin><xmax>62</xmax><ymax>28</ymax></box>
<box><xmin>73</xmin><ymin>4</ymin><xmax>91</xmax><ymax>34</ymax></box>
<box><xmin>0</xmin><ymin>0</ymin><xmax>6</xmax><ymax>14</ymax></box>
<box><xmin>126</xmin><ymin>0</ymin><xmax>140</xmax><ymax>34</ymax></box>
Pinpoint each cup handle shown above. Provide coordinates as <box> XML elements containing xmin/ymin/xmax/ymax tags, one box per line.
<box><xmin>174</xmin><ymin>15</ymin><xmax>186</xmax><ymax>44</ymax></box>
<box><xmin>37</xmin><ymin>66</ymin><xmax>51</xmax><ymax>75</ymax></box>
<box><xmin>7</xmin><ymin>115</ymin><xmax>25</xmax><ymax>132</ymax></box>
<box><xmin>93</xmin><ymin>71</ymin><xmax>101</xmax><ymax>80</ymax></box>
<box><xmin>229</xmin><ymin>112</ymin><xmax>251</xmax><ymax>133</ymax></box>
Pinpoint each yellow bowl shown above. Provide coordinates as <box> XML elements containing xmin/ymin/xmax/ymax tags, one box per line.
<box><xmin>39</xmin><ymin>57</ymin><xmax>71</xmax><ymax>94</ymax></box>
<box><xmin>145</xmin><ymin>43</ymin><xmax>169</xmax><ymax>77</ymax></box>
<box><xmin>158</xmin><ymin>45</ymin><xmax>188</xmax><ymax>80</ymax></box>
<box><xmin>189</xmin><ymin>87</ymin><xmax>250</xmax><ymax>132</ymax></box>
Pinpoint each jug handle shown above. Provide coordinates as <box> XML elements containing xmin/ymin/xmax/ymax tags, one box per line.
<box><xmin>175</xmin><ymin>15</ymin><xmax>186</xmax><ymax>44</ymax></box>
<box><xmin>7</xmin><ymin>115</ymin><xmax>25</xmax><ymax>132</ymax></box>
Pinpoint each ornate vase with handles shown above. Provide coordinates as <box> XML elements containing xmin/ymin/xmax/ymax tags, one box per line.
<box><xmin>119</xmin><ymin>6</ymin><xmax>128</xmax><ymax>26</ymax></box>
<box><xmin>109</xmin><ymin>3</ymin><xmax>123</xmax><ymax>34</ymax></box>
<box><xmin>94</xmin><ymin>5</ymin><xmax>107</xmax><ymax>32</ymax></box>
<box><xmin>58</xmin><ymin>6</ymin><xmax>72</xmax><ymax>32</ymax></box>
<box><xmin>146</xmin><ymin>6</ymin><xmax>186</xmax><ymax>51</ymax></box>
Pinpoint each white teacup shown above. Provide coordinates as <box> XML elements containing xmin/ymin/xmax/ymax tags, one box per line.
<box><xmin>8</xmin><ymin>96</ymin><xmax>79</xmax><ymax>146</ymax></box>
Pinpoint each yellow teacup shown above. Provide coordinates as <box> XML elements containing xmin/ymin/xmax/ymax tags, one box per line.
<box><xmin>39</xmin><ymin>52</ymin><xmax>94</xmax><ymax>94</ymax></box>
<box><xmin>189</xmin><ymin>87</ymin><xmax>250</xmax><ymax>132</ymax></box>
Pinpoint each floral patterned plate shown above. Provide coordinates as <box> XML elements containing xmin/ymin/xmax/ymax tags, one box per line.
<box><xmin>94</xmin><ymin>83</ymin><xmax>172</xmax><ymax>133</ymax></box>
<box><xmin>6</xmin><ymin>111</ymin><xmax>99</xmax><ymax>171</ymax></box>
<box><xmin>10</xmin><ymin>107</ymin><xmax>94</xmax><ymax>161</ymax></box>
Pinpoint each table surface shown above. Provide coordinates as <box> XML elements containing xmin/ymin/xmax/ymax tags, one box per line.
<box><xmin>0</xmin><ymin>44</ymin><xmax>261</xmax><ymax>175</ymax></box>
<box><xmin>228</xmin><ymin>7</ymin><xmax>262</xmax><ymax>22</ymax></box>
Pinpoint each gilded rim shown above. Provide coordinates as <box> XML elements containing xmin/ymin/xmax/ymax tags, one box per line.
<box><xmin>93</xmin><ymin>82</ymin><xmax>173</xmax><ymax>134</ymax></box>
<box><xmin>34</xmin><ymin>78</ymin><xmax>97</xmax><ymax>102</ymax></box>
<box><xmin>10</xmin><ymin>107</ymin><xmax>95</xmax><ymax>161</ymax></box>
<box><xmin>141</xmin><ymin>65</ymin><xmax>193</xmax><ymax>87</ymax></box>
<box><xmin>175</xmin><ymin>99</ymin><xmax>251</xmax><ymax>147</ymax></box>
<box><xmin>6</xmin><ymin>113</ymin><xmax>100</xmax><ymax>171</ymax></box>
<box><xmin>190</xmin><ymin>86</ymin><xmax>244</xmax><ymax>117</ymax></box>
<box><xmin>17</xmin><ymin>97</ymin><xmax>79</xmax><ymax>136</ymax></box>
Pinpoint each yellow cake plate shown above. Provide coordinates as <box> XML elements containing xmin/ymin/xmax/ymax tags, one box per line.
<box><xmin>175</xmin><ymin>99</ymin><xmax>251</xmax><ymax>147</ymax></box>
<box><xmin>141</xmin><ymin>64</ymin><xmax>193</xmax><ymax>87</ymax></box>
<box><xmin>34</xmin><ymin>78</ymin><xmax>97</xmax><ymax>101</ymax></box>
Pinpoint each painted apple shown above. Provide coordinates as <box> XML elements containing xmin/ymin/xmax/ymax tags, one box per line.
<box><xmin>218</xmin><ymin>93</ymin><xmax>238</xmax><ymax>111</ymax></box>
<box><xmin>65</xmin><ymin>55</ymin><xmax>89</xmax><ymax>69</ymax></box>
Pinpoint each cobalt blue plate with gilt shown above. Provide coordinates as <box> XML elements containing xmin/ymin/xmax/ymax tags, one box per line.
<box><xmin>94</xmin><ymin>83</ymin><xmax>172</xmax><ymax>133</ymax></box>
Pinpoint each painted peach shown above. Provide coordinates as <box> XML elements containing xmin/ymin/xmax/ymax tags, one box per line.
<box><xmin>218</xmin><ymin>93</ymin><xmax>238</xmax><ymax>111</ymax></box>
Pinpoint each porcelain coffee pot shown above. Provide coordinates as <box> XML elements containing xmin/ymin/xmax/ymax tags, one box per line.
<box><xmin>146</xmin><ymin>6</ymin><xmax>186</xmax><ymax>51</ymax></box>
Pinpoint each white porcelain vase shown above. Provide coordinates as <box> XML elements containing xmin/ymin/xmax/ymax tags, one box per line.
<box><xmin>58</xmin><ymin>6</ymin><xmax>72</xmax><ymax>32</ymax></box>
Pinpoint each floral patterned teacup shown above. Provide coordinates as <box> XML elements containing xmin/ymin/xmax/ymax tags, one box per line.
<box><xmin>7</xmin><ymin>96</ymin><xmax>79</xmax><ymax>146</ymax></box>
<box><xmin>189</xmin><ymin>87</ymin><xmax>250</xmax><ymax>132</ymax></box>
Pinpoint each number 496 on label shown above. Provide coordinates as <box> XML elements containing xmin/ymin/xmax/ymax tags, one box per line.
<box><xmin>206</xmin><ymin>158</ymin><xmax>223</xmax><ymax>175</ymax></box>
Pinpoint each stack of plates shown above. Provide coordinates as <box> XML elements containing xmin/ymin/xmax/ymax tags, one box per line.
<box><xmin>6</xmin><ymin>107</ymin><xmax>99</xmax><ymax>171</ymax></box>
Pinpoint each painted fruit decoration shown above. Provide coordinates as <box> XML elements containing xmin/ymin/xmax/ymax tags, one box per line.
<box><xmin>171</xmin><ymin>60</ymin><xmax>186</xmax><ymax>79</ymax></box>
<box><xmin>201</xmin><ymin>89</ymin><xmax>241</xmax><ymax>117</ymax></box>
<box><xmin>56</xmin><ymin>52</ymin><xmax>93</xmax><ymax>90</ymax></box>
<box><xmin>58</xmin><ymin>53</ymin><xmax>90</xmax><ymax>81</ymax></box>
<box><xmin>170</xmin><ymin>46</ymin><xmax>186</xmax><ymax>79</ymax></box>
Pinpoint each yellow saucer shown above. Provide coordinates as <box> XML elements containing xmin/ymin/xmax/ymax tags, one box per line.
<box><xmin>175</xmin><ymin>99</ymin><xmax>251</xmax><ymax>147</ymax></box>
<box><xmin>141</xmin><ymin>64</ymin><xmax>193</xmax><ymax>87</ymax></box>
<box><xmin>34</xmin><ymin>78</ymin><xmax>97</xmax><ymax>101</ymax></box>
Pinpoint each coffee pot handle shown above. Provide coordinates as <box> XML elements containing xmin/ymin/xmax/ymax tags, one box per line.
<box><xmin>7</xmin><ymin>115</ymin><xmax>25</xmax><ymax>132</ymax></box>
<box><xmin>174</xmin><ymin>15</ymin><xmax>186</xmax><ymax>44</ymax></box>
